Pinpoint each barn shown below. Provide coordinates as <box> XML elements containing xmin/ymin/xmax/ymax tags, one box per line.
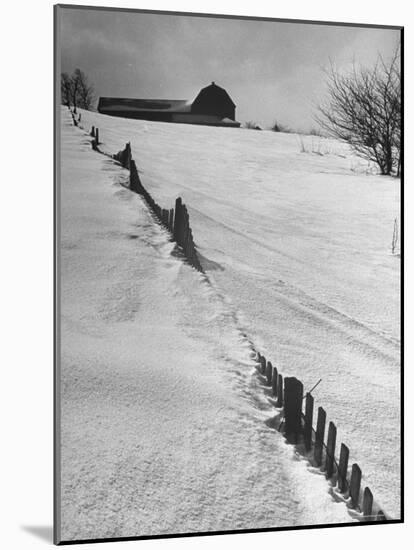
<box><xmin>97</xmin><ymin>82</ymin><xmax>240</xmax><ymax>127</ymax></box>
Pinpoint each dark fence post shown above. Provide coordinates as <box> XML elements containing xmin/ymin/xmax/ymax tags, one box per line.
<box><xmin>362</xmin><ymin>487</ymin><xmax>373</xmax><ymax>519</ymax></box>
<box><xmin>349</xmin><ymin>463</ymin><xmax>362</xmax><ymax>509</ymax></box>
<box><xmin>183</xmin><ymin>221</ymin><xmax>190</xmax><ymax>256</ymax></box>
<box><xmin>337</xmin><ymin>443</ymin><xmax>349</xmax><ymax>493</ymax></box>
<box><xmin>126</xmin><ymin>142</ymin><xmax>131</xmax><ymax>170</ymax></box>
<box><xmin>174</xmin><ymin>198</ymin><xmax>182</xmax><ymax>242</ymax></box>
<box><xmin>185</xmin><ymin>211</ymin><xmax>191</xmax><ymax>254</ymax></box>
<box><xmin>90</xmin><ymin>126</ymin><xmax>95</xmax><ymax>137</ymax></box>
<box><xmin>304</xmin><ymin>392</ymin><xmax>314</xmax><ymax>452</ymax></box>
<box><xmin>314</xmin><ymin>407</ymin><xmax>326</xmax><ymax>466</ymax></box>
<box><xmin>265</xmin><ymin>361</ymin><xmax>273</xmax><ymax>386</ymax></box>
<box><xmin>276</xmin><ymin>374</ymin><xmax>283</xmax><ymax>407</ymax></box>
<box><xmin>95</xmin><ymin>128</ymin><xmax>99</xmax><ymax>145</ymax></box>
<box><xmin>169</xmin><ymin>209</ymin><xmax>174</xmax><ymax>232</ymax></box>
<box><xmin>325</xmin><ymin>421</ymin><xmax>337</xmax><ymax>478</ymax></box>
<box><xmin>272</xmin><ymin>366</ymin><xmax>278</xmax><ymax>397</ymax></box>
<box><xmin>283</xmin><ymin>377</ymin><xmax>303</xmax><ymax>442</ymax></box>
<box><xmin>130</xmin><ymin>160</ymin><xmax>141</xmax><ymax>193</ymax></box>
<box><xmin>260</xmin><ymin>356</ymin><xmax>266</xmax><ymax>376</ymax></box>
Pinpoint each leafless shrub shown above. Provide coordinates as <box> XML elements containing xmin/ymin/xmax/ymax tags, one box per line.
<box><xmin>244</xmin><ymin>121</ymin><xmax>262</xmax><ymax>130</ymax></box>
<box><xmin>316</xmin><ymin>47</ymin><xmax>401</xmax><ymax>176</ymax></box>
<box><xmin>272</xmin><ymin>121</ymin><xmax>293</xmax><ymax>133</ymax></box>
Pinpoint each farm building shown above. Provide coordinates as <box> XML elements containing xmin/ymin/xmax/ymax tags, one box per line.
<box><xmin>98</xmin><ymin>82</ymin><xmax>240</xmax><ymax>127</ymax></box>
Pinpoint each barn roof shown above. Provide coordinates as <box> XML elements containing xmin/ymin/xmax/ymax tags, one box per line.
<box><xmin>98</xmin><ymin>97</ymin><xmax>192</xmax><ymax>113</ymax></box>
<box><xmin>193</xmin><ymin>82</ymin><xmax>236</xmax><ymax>107</ymax></box>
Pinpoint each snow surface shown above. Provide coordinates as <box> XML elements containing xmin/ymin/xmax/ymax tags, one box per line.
<box><xmin>60</xmin><ymin>108</ymin><xmax>358</xmax><ymax>541</ymax></box>
<box><xmin>76</xmin><ymin>107</ymin><xmax>400</xmax><ymax>520</ymax></box>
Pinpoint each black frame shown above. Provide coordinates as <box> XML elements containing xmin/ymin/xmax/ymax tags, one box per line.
<box><xmin>54</xmin><ymin>4</ymin><xmax>404</xmax><ymax>545</ymax></box>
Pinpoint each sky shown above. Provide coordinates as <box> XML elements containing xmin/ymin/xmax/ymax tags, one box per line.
<box><xmin>58</xmin><ymin>7</ymin><xmax>400</xmax><ymax>130</ymax></box>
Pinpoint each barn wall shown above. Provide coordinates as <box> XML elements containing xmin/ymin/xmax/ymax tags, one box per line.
<box><xmin>191</xmin><ymin>100</ymin><xmax>235</xmax><ymax>120</ymax></box>
<box><xmin>98</xmin><ymin>109</ymin><xmax>173</xmax><ymax>122</ymax></box>
<box><xmin>171</xmin><ymin>113</ymin><xmax>222</xmax><ymax>124</ymax></box>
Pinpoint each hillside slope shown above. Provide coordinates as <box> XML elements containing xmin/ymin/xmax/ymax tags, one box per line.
<box><xmin>59</xmin><ymin>108</ymin><xmax>356</xmax><ymax>541</ymax></box>
<box><xmin>77</xmin><ymin>107</ymin><xmax>401</xmax><ymax>519</ymax></box>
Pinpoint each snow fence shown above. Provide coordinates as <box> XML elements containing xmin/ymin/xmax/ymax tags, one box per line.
<box><xmin>254</xmin><ymin>353</ymin><xmax>388</xmax><ymax>522</ymax></box>
<box><xmin>89</xmin><ymin>124</ymin><xmax>202</xmax><ymax>272</ymax></box>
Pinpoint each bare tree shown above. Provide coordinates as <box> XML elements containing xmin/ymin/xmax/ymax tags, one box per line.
<box><xmin>73</xmin><ymin>68</ymin><xmax>96</xmax><ymax>110</ymax></box>
<box><xmin>60</xmin><ymin>72</ymin><xmax>73</xmax><ymax>108</ymax></box>
<box><xmin>60</xmin><ymin>68</ymin><xmax>96</xmax><ymax>112</ymax></box>
<box><xmin>316</xmin><ymin>48</ymin><xmax>401</xmax><ymax>176</ymax></box>
<box><xmin>70</xmin><ymin>69</ymin><xmax>81</xmax><ymax>114</ymax></box>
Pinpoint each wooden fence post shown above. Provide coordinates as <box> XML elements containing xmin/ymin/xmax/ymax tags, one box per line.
<box><xmin>272</xmin><ymin>367</ymin><xmax>278</xmax><ymax>397</ymax></box>
<box><xmin>260</xmin><ymin>356</ymin><xmax>266</xmax><ymax>376</ymax></box>
<box><xmin>314</xmin><ymin>407</ymin><xmax>326</xmax><ymax>466</ymax></box>
<box><xmin>180</xmin><ymin>206</ymin><xmax>187</xmax><ymax>248</ymax></box>
<box><xmin>90</xmin><ymin>126</ymin><xmax>95</xmax><ymax>137</ymax></box>
<box><xmin>265</xmin><ymin>361</ymin><xmax>273</xmax><ymax>386</ymax></box>
<box><xmin>304</xmin><ymin>392</ymin><xmax>314</xmax><ymax>452</ymax></box>
<box><xmin>95</xmin><ymin>128</ymin><xmax>99</xmax><ymax>145</ymax></box>
<box><xmin>349</xmin><ymin>463</ymin><xmax>362</xmax><ymax>509</ymax></box>
<box><xmin>283</xmin><ymin>377</ymin><xmax>303</xmax><ymax>442</ymax></box>
<box><xmin>185</xmin><ymin>211</ymin><xmax>191</xmax><ymax>253</ymax></box>
<box><xmin>362</xmin><ymin>487</ymin><xmax>373</xmax><ymax>518</ymax></box>
<box><xmin>184</xmin><ymin>222</ymin><xmax>189</xmax><ymax>255</ymax></box>
<box><xmin>130</xmin><ymin>160</ymin><xmax>141</xmax><ymax>193</ymax></box>
<box><xmin>174</xmin><ymin>198</ymin><xmax>182</xmax><ymax>242</ymax></box>
<box><xmin>169</xmin><ymin>209</ymin><xmax>174</xmax><ymax>232</ymax></box>
<box><xmin>337</xmin><ymin>443</ymin><xmax>349</xmax><ymax>493</ymax></box>
<box><xmin>325</xmin><ymin>421</ymin><xmax>337</xmax><ymax>478</ymax></box>
<box><xmin>276</xmin><ymin>374</ymin><xmax>283</xmax><ymax>407</ymax></box>
<box><xmin>126</xmin><ymin>142</ymin><xmax>132</xmax><ymax>169</ymax></box>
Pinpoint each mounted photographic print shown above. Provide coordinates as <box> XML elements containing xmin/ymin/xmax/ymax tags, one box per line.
<box><xmin>54</xmin><ymin>4</ymin><xmax>403</xmax><ymax>545</ymax></box>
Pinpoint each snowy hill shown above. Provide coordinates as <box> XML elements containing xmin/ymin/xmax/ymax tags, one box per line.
<box><xmin>60</xmin><ymin>106</ymin><xmax>401</xmax><ymax>539</ymax></box>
